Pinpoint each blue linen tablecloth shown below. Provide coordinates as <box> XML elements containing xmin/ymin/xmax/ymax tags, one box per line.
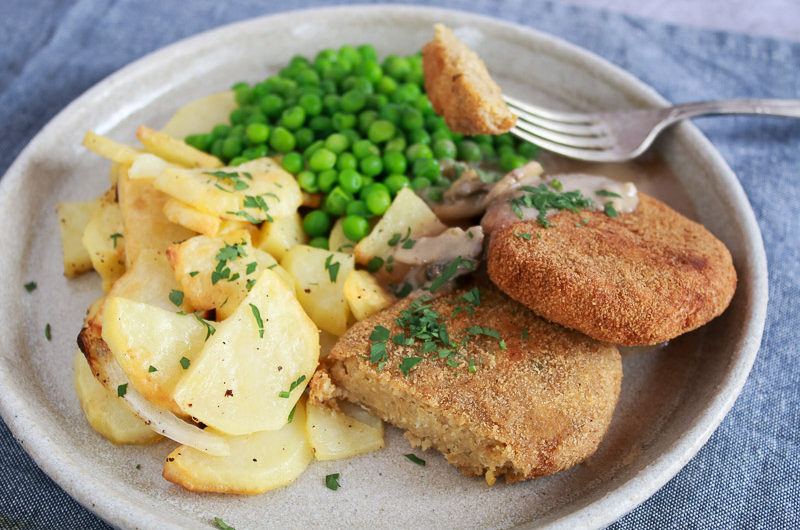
<box><xmin>1</xmin><ymin>0</ymin><xmax>798</xmax><ymax>528</ymax></box>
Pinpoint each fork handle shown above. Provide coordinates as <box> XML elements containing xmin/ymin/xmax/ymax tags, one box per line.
<box><xmin>666</xmin><ymin>99</ymin><xmax>800</xmax><ymax>123</ymax></box>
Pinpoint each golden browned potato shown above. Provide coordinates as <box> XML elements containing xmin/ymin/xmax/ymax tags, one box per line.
<box><xmin>81</xmin><ymin>189</ymin><xmax>126</xmax><ymax>292</ymax></box>
<box><xmin>57</xmin><ymin>200</ymin><xmax>95</xmax><ymax>277</ymax></box>
<box><xmin>136</xmin><ymin>125</ymin><xmax>222</xmax><ymax>169</ymax></box>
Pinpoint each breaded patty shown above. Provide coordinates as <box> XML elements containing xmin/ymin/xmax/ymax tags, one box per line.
<box><xmin>487</xmin><ymin>194</ymin><xmax>737</xmax><ymax>346</ymax></box>
<box><xmin>422</xmin><ymin>24</ymin><xmax>516</xmax><ymax>135</ymax></box>
<box><xmin>324</xmin><ymin>282</ymin><xmax>621</xmax><ymax>483</ymax></box>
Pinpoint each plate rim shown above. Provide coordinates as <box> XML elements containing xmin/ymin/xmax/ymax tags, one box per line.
<box><xmin>0</xmin><ymin>4</ymin><xmax>768</xmax><ymax>529</ymax></box>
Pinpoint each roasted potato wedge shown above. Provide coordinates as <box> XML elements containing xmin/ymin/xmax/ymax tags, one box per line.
<box><xmin>136</xmin><ymin>125</ymin><xmax>222</xmax><ymax>169</ymax></box>
<box><xmin>81</xmin><ymin>189</ymin><xmax>126</xmax><ymax>291</ymax></box>
<box><xmin>57</xmin><ymin>199</ymin><xmax>95</xmax><ymax>277</ymax></box>
<box><xmin>343</xmin><ymin>270</ymin><xmax>395</xmax><ymax>321</ymax></box>
<box><xmin>257</xmin><ymin>212</ymin><xmax>308</xmax><ymax>260</ymax></box>
<box><xmin>306</xmin><ymin>400</ymin><xmax>384</xmax><ymax>461</ymax></box>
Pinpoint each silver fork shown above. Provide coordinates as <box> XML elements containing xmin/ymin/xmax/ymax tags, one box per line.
<box><xmin>504</xmin><ymin>95</ymin><xmax>800</xmax><ymax>162</ymax></box>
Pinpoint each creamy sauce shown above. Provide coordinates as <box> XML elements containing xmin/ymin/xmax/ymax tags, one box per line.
<box><xmin>481</xmin><ymin>172</ymin><xmax>639</xmax><ymax>234</ymax></box>
<box><xmin>394</xmin><ymin>226</ymin><xmax>484</xmax><ymax>266</ymax></box>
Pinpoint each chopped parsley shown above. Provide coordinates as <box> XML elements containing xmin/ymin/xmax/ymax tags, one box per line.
<box><xmin>205</xmin><ymin>170</ymin><xmax>250</xmax><ymax>191</ymax></box>
<box><xmin>214</xmin><ymin>517</ymin><xmax>236</xmax><ymax>530</ymax></box>
<box><xmin>399</xmin><ymin>356</ymin><xmax>423</xmax><ymax>376</ymax></box>
<box><xmin>242</xmin><ymin>195</ymin><xmax>273</xmax><ymax>222</ymax></box>
<box><xmin>324</xmin><ymin>254</ymin><xmax>341</xmax><ymax>283</ymax></box>
<box><xmin>24</xmin><ymin>282</ymin><xmax>37</xmax><ymax>292</ymax></box>
<box><xmin>109</xmin><ymin>233</ymin><xmax>123</xmax><ymax>248</ymax></box>
<box><xmin>245</xmin><ymin>261</ymin><xmax>258</xmax><ymax>275</ymax></box>
<box><xmin>367</xmin><ymin>256</ymin><xmax>384</xmax><ymax>273</ymax></box>
<box><xmin>226</xmin><ymin>209</ymin><xmax>260</xmax><ymax>224</ymax></box>
<box><xmin>169</xmin><ymin>289</ymin><xmax>184</xmax><ymax>307</ymax></box>
<box><xmin>508</xmin><ymin>183</ymin><xmax>593</xmax><ymax>228</ymax></box>
<box><xmin>194</xmin><ymin>315</ymin><xmax>216</xmax><ymax>341</ymax></box>
<box><xmin>325</xmin><ymin>473</ymin><xmax>340</xmax><ymax>490</ymax></box>
<box><xmin>179</xmin><ymin>357</ymin><xmax>190</xmax><ymax>370</ymax></box>
<box><xmin>246</xmin><ymin>278</ymin><xmax>256</xmax><ymax>292</ymax></box>
<box><xmin>604</xmin><ymin>201</ymin><xmax>619</xmax><ymax>218</ymax></box>
<box><xmin>468</xmin><ymin>358</ymin><xmax>477</xmax><ymax>373</ymax></box>
<box><xmin>450</xmin><ymin>287</ymin><xmax>481</xmax><ymax>318</ymax></box>
<box><xmin>249</xmin><ymin>303</ymin><xmax>264</xmax><ymax>338</ymax></box>
<box><xmin>279</xmin><ymin>375</ymin><xmax>306</xmax><ymax>398</ymax></box>
<box><xmin>466</xmin><ymin>326</ymin><xmax>500</xmax><ymax>339</ymax></box>
<box><xmin>596</xmin><ymin>189</ymin><xmax>622</xmax><ymax>198</ymax></box>
<box><xmin>428</xmin><ymin>256</ymin><xmax>474</xmax><ymax>292</ymax></box>
<box><xmin>405</xmin><ymin>454</ymin><xmax>426</xmax><ymax>466</ymax></box>
<box><xmin>44</xmin><ymin>323</ymin><xmax>51</xmax><ymax>341</ymax></box>
<box><xmin>117</xmin><ymin>383</ymin><xmax>127</xmax><ymax>397</ymax></box>
<box><xmin>287</xmin><ymin>403</ymin><xmax>297</xmax><ymax>423</ymax></box>
<box><xmin>188</xmin><ymin>270</ymin><xmax>199</xmax><ymax>277</ymax></box>
<box><xmin>514</xmin><ymin>231</ymin><xmax>532</xmax><ymax>240</ymax></box>
<box><xmin>521</xmin><ymin>328</ymin><xmax>530</xmax><ymax>341</ymax></box>
<box><xmin>212</xmin><ymin>242</ymin><xmax>247</xmax><ymax>284</ymax></box>
<box><xmin>550</xmin><ymin>178</ymin><xmax>563</xmax><ymax>191</ymax></box>
<box><xmin>148</xmin><ymin>365</ymin><xmax>157</xmax><ymax>373</ymax></box>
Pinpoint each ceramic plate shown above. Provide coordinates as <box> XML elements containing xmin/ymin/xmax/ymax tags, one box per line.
<box><xmin>0</xmin><ymin>6</ymin><xmax>767</xmax><ymax>529</ymax></box>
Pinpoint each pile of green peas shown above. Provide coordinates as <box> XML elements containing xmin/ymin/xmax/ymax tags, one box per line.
<box><xmin>185</xmin><ymin>44</ymin><xmax>539</xmax><ymax>249</ymax></box>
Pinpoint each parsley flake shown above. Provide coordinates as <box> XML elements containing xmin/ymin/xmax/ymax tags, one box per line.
<box><xmin>596</xmin><ymin>189</ymin><xmax>622</xmax><ymax>198</ymax></box>
<box><xmin>429</xmin><ymin>256</ymin><xmax>474</xmax><ymax>292</ymax></box>
<box><xmin>188</xmin><ymin>270</ymin><xmax>199</xmax><ymax>277</ymax></box>
<box><xmin>169</xmin><ymin>289</ymin><xmax>184</xmax><ymax>307</ymax></box>
<box><xmin>148</xmin><ymin>365</ymin><xmax>157</xmax><ymax>373</ymax></box>
<box><xmin>325</xmin><ymin>473</ymin><xmax>340</xmax><ymax>490</ymax></box>
<box><xmin>249</xmin><ymin>304</ymin><xmax>264</xmax><ymax>338</ymax></box>
<box><xmin>405</xmin><ymin>454</ymin><xmax>426</xmax><ymax>466</ymax></box>
<box><xmin>245</xmin><ymin>261</ymin><xmax>258</xmax><ymax>275</ymax></box>
<box><xmin>367</xmin><ymin>256</ymin><xmax>384</xmax><ymax>273</ymax></box>
<box><xmin>24</xmin><ymin>282</ymin><xmax>37</xmax><ymax>292</ymax></box>
<box><xmin>324</xmin><ymin>254</ymin><xmax>341</xmax><ymax>283</ymax></box>
<box><xmin>109</xmin><ymin>233</ymin><xmax>123</xmax><ymax>248</ymax></box>
<box><xmin>194</xmin><ymin>315</ymin><xmax>216</xmax><ymax>341</ymax></box>
<box><xmin>604</xmin><ymin>201</ymin><xmax>619</xmax><ymax>218</ymax></box>
<box><xmin>399</xmin><ymin>356</ymin><xmax>423</xmax><ymax>376</ymax></box>
<box><xmin>287</xmin><ymin>403</ymin><xmax>297</xmax><ymax>423</ymax></box>
<box><xmin>508</xmin><ymin>184</ymin><xmax>593</xmax><ymax>228</ymax></box>
<box><xmin>279</xmin><ymin>375</ymin><xmax>307</xmax><ymax>398</ymax></box>
<box><xmin>214</xmin><ymin>517</ymin><xmax>236</xmax><ymax>530</ymax></box>
<box><xmin>179</xmin><ymin>357</ymin><xmax>190</xmax><ymax>370</ymax></box>
<box><xmin>514</xmin><ymin>231</ymin><xmax>532</xmax><ymax>240</ymax></box>
<box><xmin>117</xmin><ymin>383</ymin><xmax>127</xmax><ymax>397</ymax></box>
<box><xmin>44</xmin><ymin>323</ymin><xmax>51</xmax><ymax>341</ymax></box>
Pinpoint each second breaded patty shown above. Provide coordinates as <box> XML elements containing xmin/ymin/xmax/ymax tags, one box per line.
<box><xmin>422</xmin><ymin>24</ymin><xmax>516</xmax><ymax>135</ymax></box>
<box><xmin>324</xmin><ymin>282</ymin><xmax>622</xmax><ymax>483</ymax></box>
<box><xmin>487</xmin><ymin>194</ymin><xmax>737</xmax><ymax>345</ymax></box>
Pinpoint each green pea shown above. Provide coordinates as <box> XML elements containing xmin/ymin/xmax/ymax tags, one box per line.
<box><xmin>518</xmin><ymin>142</ymin><xmax>539</xmax><ymax>159</ymax></box>
<box><xmin>406</xmin><ymin>143</ymin><xmax>433</xmax><ymax>162</ymax></box>
<box><xmin>340</xmin><ymin>90</ymin><xmax>367</xmax><ymax>113</ymax></box>
<box><xmin>229</xmin><ymin>108</ymin><xmax>245</xmax><ymax>125</ymax></box>
<box><xmin>340</xmin><ymin>128</ymin><xmax>361</xmax><ymax>146</ymax></box>
<box><xmin>309</xmin><ymin>236</ymin><xmax>329</xmax><ymax>250</ymax></box>
<box><xmin>295</xmin><ymin>69</ymin><xmax>320</xmax><ymax>86</ymax></box>
<box><xmin>382</xmin><ymin>150</ymin><xmax>407</xmax><ymax>174</ymax></box>
<box><xmin>303</xmin><ymin>139</ymin><xmax>325</xmax><ymax>159</ymax></box>
<box><xmin>391</xmin><ymin>83</ymin><xmax>421</xmax><ymax>104</ymax></box>
<box><xmin>359</xmin><ymin>154</ymin><xmax>383</xmax><ymax>177</ymax></box>
<box><xmin>412</xmin><ymin>157</ymin><xmax>441</xmax><ymax>181</ymax></box>
<box><xmin>364</xmin><ymin>185</ymin><xmax>392</xmax><ymax>215</ymax></box>
<box><xmin>413</xmin><ymin>94</ymin><xmax>434</xmax><ymax>115</ymax></box>
<box><xmin>309</xmin><ymin>115</ymin><xmax>333</xmax><ymax>134</ymax></box>
<box><xmin>368</xmin><ymin>120</ymin><xmax>396</xmax><ymax>143</ymax></box>
<box><xmin>384</xmin><ymin>136</ymin><xmax>407</xmax><ymax>153</ymax></box>
<box><xmin>354</xmin><ymin>60</ymin><xmax>383</xmax><ymax>83</ymax></box>
<box><xmin>332</xmin><ymin>112</ymin><xmax>357</xmax><ymax>131</ymax></box>
<box><xmin>499</xmin><ymin>152</ymin><xmax>526</xmax><ymax>171</ymax></box>
<box><xmin>297</xmin><ymin>170</ymin><xmax>318</xmax><ymax>193</ymax></box>
<box><xmin>295</xmin><ymin>127</ymin><xmax>315</xmax><ymax>150</ymax></box>
<box><xmin>281</xmin><ymin>152</ymin><xmax>304</xmax><ymax>174</ymax></box>
<box><xmin>234</xmin><ymin>85</ymin><xmax>252</xmax><ymax>106</ymax></box>
<box><xmin>222</xmin><ymin>136</ymin><xmax>242</xmax><ymax>159</ymax></box>
<box><xmin>411</xmin><ymin>176</ymin><xmax>429</xmax><ymax>191</ymax></box>
<box><xmin>345</xmin><ymin>200</ymin><xmax>370</xmax><ymax>217</ymax></box>
<box><xmin>349</xmin><ymin>77</ymin><xmax>374</xmax><ymax>94</ymax></box>
<box><xmin>338</xmin><ymin>168</ymin><xmax>363</xmax><ymax>194</ymax></box>
<box><xmin>339</xmin><ymin>45</ymin><xmax>362</xmax><ymax>67</ymax></box>
<box><xmin>324</xmin><ymin>186</ymin><xmax>352</xmax><ymax>217</ymax></box>
<box><xmin>458</xmin><ymin>140</ymin><xmax>482</xmax><ymax>162</ymax></box>
<box><xmin>379</xmin><ymin>104</ymin><xmax>401</xmax><ymax>124</ymax></box>
<box><xmin>210</xmin><ymin>138</ymin><xmax>225</xmax><ymax>159</ymax></box>
<box><xmin>303</xmin><ymin>210</ymin><xmax>331</xmax><ymax>237</ymax></box>
<box><xmin>383</xmin><ymin>55</ymin><xmax>411</xmax><ymax>80</ymax></box>
<box><xmin>408</xmin><ymin>128</ymin><xmax>430</xmax><ymax>145</ymax></box>
<box><xmin>309</xmin><ymin>148</ymin><xmax>337</xmax><ymax>172</ymax></box>
<box><xmin>259</xmin><ymin>94</ymin><xmax>284</xmax><ymax>117</ymax></box>
<box><xmin>356</xmin><ymin>110</ymin><xmax>377</xmax><ymax>134</ymax></box>
<box><xmin>430</xmin><ymin>129</ymin><xmax>452</xmax><ymax>142</ymax></box>
<box><xmin>280</xmin><ymin>106</ymin><xmax>306</xmax><ymax>130</ymax></box>
<box><xmin>212</xmin><ymin>124</ymin><xmax>231</xmax><ymax>139</ymax></box>
<box><xmin>245</xmin><ymin>123</ymin><xmax>270</xmax><ymax>144</ymax></box>
<box><xmin>269</xmin><ymin>127</ymin><xmax>296</xmax><ymax>153</ymax></box>
<box><xmin>324</xmin><ymin>133</ymin><xmax>350</xmax><ymax>154</ymax></box>
<box><xmin>290</xmin><ymin>55</ymin><xmax>310</xmax><ymax>69</ymax></box>
<box><xmin>376</xmin><ymin>76</ymin><xmax>398</xmax><ymax>95</ymax></box>
<box><xmin>358</xmin><ymin>44</ymin><xmax>378</xmax><ymax>62</ymax></box>
<box><xmin>400</xmin><ymin>107</ymin><xmax>424</xmax><ymax>131</ymax></box>
<box><xmin>323</xmin><ymin>94</ymin><xmax>340</xmax><ymax>113</ymax></box>
<box><xmin>494</xmin><ymin>134</ymin><xmax>514</xmax><ymax>147</ymax></box>
<box><xmin>229</xmin><ymin>156</ymin><xmax>248</xmax><ymax>166</ymax></box>
<box><xmin>342</xmin><ymin>215</ymin><xmax>370</xmax><ymax>242</ymax></box>
<box><xmin>430</xmin><ymin>139</ymin><xmax>455</xmax><ymax>160</ymax></box>
<box><xmin>479</xmin><ymin>143</ymin><xmax>496</xmax><ymax>159</ymax></box>
<box><xmin>427</xmin><ymin>187</ymin><xmax>444</xmax><ymax>203</ymax></box>
<box><xmin>299</xmin><ymin>93</ymin><xmax>323</xmax><ymax>116</ymax></box>
<box><xmin>185</xmin><ymin>133</ymin><xmax>213</xmax><ymax>152</ymax></box>
<box><xmin>336</xmin><ymin>152</ymin><xmax>358</xmax><ymax>171</ymax></box>
<box><xmin>317</xmin><ymin>169</ymin><xmax>338</xmax><ymax>193</ymax></box>
<box><xmin>352</xmin><ymin>139</ymin><xmax>379</xmax><ymax>159</ymax></box>
<box><xmin>242</xmin><ymin>144</ymin><xmax>268</xmax><ymax>159</ymax></box>
<box><xmin>384</xmin><ymin>174</ymin><xmax>411</xmax><ymax>195</ymax></box>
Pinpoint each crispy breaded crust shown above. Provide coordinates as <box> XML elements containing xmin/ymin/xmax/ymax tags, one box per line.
<box><xmin>325</xmin><ymin>283</ymin><xmax>621</xmax><ymax>483</ymax></box>
<box><xmin>422</xmin><ymin>24</ymin><xmax>516</xmax><ymax>135</ymax></box>
<box><xmin>487</xmin><ymin>194</ymin><xmax>737</xmax><ymax>346</ymax></box>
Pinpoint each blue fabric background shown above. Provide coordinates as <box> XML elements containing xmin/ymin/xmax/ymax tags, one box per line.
<box><xmin>0</xmin><ymin>0</ymin><xmax>798</xmax><ymax>528</ymax></box>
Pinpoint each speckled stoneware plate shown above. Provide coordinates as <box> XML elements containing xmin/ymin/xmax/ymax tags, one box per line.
<box><xmin>0</xmin><ymin>5</ymin><xmax>767</xmax><ymax>529</ymax></box>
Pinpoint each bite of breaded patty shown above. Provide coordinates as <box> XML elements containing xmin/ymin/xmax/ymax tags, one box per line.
<box><xmin>422</xmin><ymin>24</ymin><xmax>516</xmax><ymax>135</ymax></box>
<box><xmin>487</xmin><ymin>193</ymin><xmax>737</xmax><ymax>346</ymax></box>
<box><xmin>323</xmin><ymin>283</ymin><xmax>622</xmax><ymax>483</ymax></box>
